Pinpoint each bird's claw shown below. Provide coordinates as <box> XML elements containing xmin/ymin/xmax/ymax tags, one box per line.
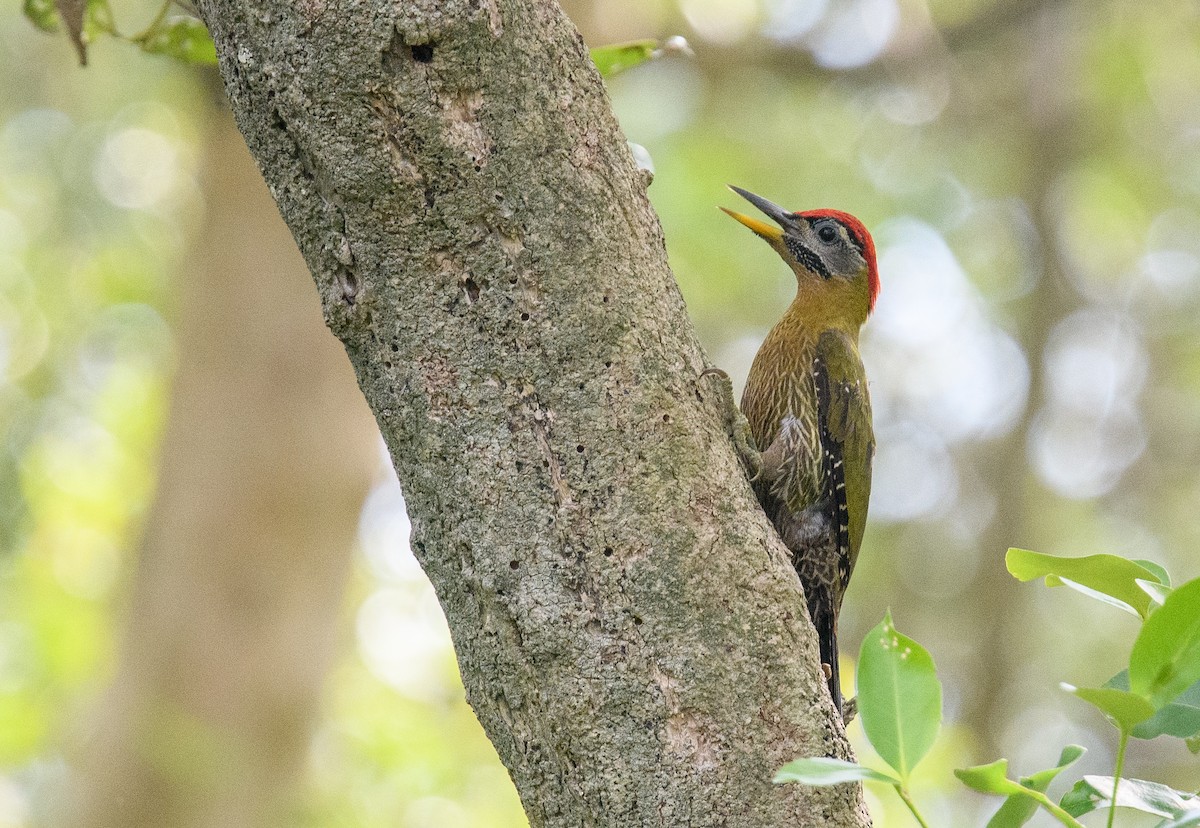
<box><xmin>700</xmin><ymin>367</ymin><xmax>762</xmax><ymax>482</ymax></box>
<box><xmin>841</xmin><ymin>696</ymin><xmax>857</xmax><ymax>725</ymax></box>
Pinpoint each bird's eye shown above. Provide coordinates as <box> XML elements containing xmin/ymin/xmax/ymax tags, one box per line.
<box><xmin>817</xmin><ymin>224</ymin><xmax>838</xmax><ymax>244</ymax></box>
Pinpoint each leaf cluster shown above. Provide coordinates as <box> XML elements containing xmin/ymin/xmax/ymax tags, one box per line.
<box><xmin>777</xmin><ymin>550</ymin><xmax>1200</xmax><ymax>827</ymax></box>
<box><xmin>23</xmin><ymin>0</ymin><xmax>215</xmax><ymax>66</ymax></box>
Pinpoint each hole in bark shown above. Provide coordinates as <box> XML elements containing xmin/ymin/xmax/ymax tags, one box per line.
<box><xmin>509</xmin><ymin>560</ymin><xmax>519</xmax><ymax>570</ymax></box>
<box><xmin>520</xmin><ymin>312</ymin><xmax>530</xmax><ymax>321</ymax></box>
<box><xmin>542</xmin><ymin>459</ymin><xmax>550</xmax><ymax>468</ymax></box>
<box><xmin>463</xmin><ymin>276</ymin><xmax>481</xmax><ymax>303</ymax></box>
<box><xmin>411</xmin><ymin>43</ymin><xmax>434</xmax><ymax>63</ymax></box>
<box><xmin>604</xmin><ymin>361</ymin><xmax>612</xmax><ymax>369</ymax></box>
<box><xmin>384</xmin><ymin>361</ymin><xmax>392</xmax><ymax>369</ymax></box>
<box><xmin>603</xmin><ymin>547</ymin><xmax>613</xmax><ymax>557</ymax></box>
<box><xmin>602</xmin><ymin>294</ymin><xmax>610</xmax><ymax>304</ymax></box>
<box><xmin>515</xmin><ymin>460</ymin><xmax>525</xmax><ymax>471</ymax></box>
<box><xmin>423</xmin><ymin>187</ymin><xmax>435</xmax><ymax>208</ymax></box>
<box><xmin>576</xmin><ymin>444</ymin><xmax>584</xmax><ymax>453</ymax></box>
<box><xmin>662</xmin><ymin>413</ymin><xmax>671</xmax><ymax>423</ymax></box>
<box><xmin>633</xmin><ymin>616</ymin><xmax>643</xmax><ymax>626</ymax></box>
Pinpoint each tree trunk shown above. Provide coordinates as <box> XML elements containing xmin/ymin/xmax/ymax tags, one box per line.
<box><xmin>196</xmin><ymin>1</ymin><xmax>870</xmax><ymax>825</ymax></box>
<box><xmin>67</xmin><ymin>108</ymin><xmax>379</xmax><ymax>828</ymax></box>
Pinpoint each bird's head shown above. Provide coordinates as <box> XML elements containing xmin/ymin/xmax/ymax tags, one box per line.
<box><xmin>721</xmin><ymin>185</ymin><xmax>879</xmax><ymax>320</ymax></box>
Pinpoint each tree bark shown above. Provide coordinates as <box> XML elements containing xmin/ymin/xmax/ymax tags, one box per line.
<box><xmin>196</xmin><ymin>1</ymin><xmax>870</xmax><ymax>825</ymax></box>
<box><xmin>67</xmin><ymin>108</ymin><xmax>379</xmax><ymax>828</ymax></box>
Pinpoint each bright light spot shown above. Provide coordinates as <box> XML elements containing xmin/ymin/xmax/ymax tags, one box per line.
<box><xmin>32</xmin><ymin>415</ymin><xmax>122</xmax><ymax>499</ymax></box>
<box><xmin>1043</xmin><ymin>310</ymin><xmax>1147</xmax><ymax>414</ymax></box>
<box><xmin>680</xmin><ymin>0</ymin><xmax>759</xmax><ymax>45</ymax></box>
<box><xmin>359</xmin><ymin>473</ymin><xmax>422</xmax><ymax>584</ymax></box>
<box><xmin>0</xmin><ymin>210</ymin><xmax>27</xmax><ymax>257</ymax></box>
<box><xmin>0</xmin><ymin>775</ymin><xmax>29</xmax><ymax>828</ymax></box>
<box><xmin>761</xmin><ymin>0</ymin><xmax>827</xmax><ymax>41</ymax></box>
<box><xmin>1033</xmin><ymin>309</ymin><xmax>1148</xmax><ymax>498</ymax></box>
<box><xmin>866</xmin><ymin>218</ymin><xmax>1030</xmax><ymax>445</ymax></box>
<box><xmin>1029</xmin><ymin>406</ymin><xmax>1145</xmax><ymax>499</ymax></box>
<box><xmin>877</xmin><ymin>77</ymin><xmax>950</xmax><ymax>126</ymax></box>
<box><xmin>51</xmin><ymin>527</ymin><xmax>120</xmax><ymax>600</ymax></box>
<box><xmin>609</xmin><ymin>60</ymin><xmax>705</xmax><ymax>140</ymax></box>
<box><xmin>94</xmin><ymin>128</ymin><xmax>180</xmax><ymax>210</ymax></box>
<box><xmin>356</xmin><ymin>586</ymin><xmax>454</xmax><ymax>702</ymax></box>
<box><xmin>807</xmin><ymin>0</ymin><xmax>897</xmax><ymax>69</ymax></box>
<box><xmin>870</xmin><ymin>423</ymin><xmax>957</xmax><ymax>521</ymax></box>
<box><xmin>873</xmin><ymin>225</ymin><xmax>974</xmax><ymax>344</ymax></box>
<box><xmin>1139</xmin><ymin>249</ymin><xmax>1200</xmax><ymax>300</ymax></box>
<box><xmin>921</xmin><ymin>328</ymin><xmax>1028</xmax><ymax>442</ymax></box>
<box><xmin>405</xmin><ymin>797</ymin><xmax>468</xmax><ymax>828</ymax></box>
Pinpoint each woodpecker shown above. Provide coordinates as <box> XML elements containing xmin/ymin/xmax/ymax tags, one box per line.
<box><xmin>714</xmin><ymin>186</ymin><xmax>878</xmax><ymax>716</ymax></box>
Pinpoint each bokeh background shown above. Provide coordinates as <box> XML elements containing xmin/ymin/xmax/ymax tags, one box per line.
<box><xmin>2</xmin><ymin>0</ymin><xmax>1199</xmax><ymax>825</ymax></box>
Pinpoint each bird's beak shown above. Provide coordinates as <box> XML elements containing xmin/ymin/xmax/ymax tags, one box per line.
<box><xmin>720</xmin><ymin>185</ymin><xmax>791</xmax><ymax>242</ymax></box>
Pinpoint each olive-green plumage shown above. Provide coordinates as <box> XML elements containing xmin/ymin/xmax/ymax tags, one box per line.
<box><xmin>722</xmin><ymin>187</ymin><xmax>878</xmax><ymax>715</ymax></box>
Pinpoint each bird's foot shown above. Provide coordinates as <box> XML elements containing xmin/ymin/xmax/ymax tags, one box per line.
<box><xmin>699</xmin><ymin>367</ymin><xmax>762</xmax><ymax>481</ymax></box>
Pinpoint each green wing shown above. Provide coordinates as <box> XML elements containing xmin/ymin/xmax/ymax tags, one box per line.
<box><xmin>815</xmin><ymin>329</ymin><xmax>875</xmax><ymax>580</ymax></box>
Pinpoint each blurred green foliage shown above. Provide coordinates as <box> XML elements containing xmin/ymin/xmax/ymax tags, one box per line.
<box><xmin>788</xmin><ymin>551</ymin><xmax>1200</xmax><ymax>826</ymax></box>
<box><xmin>7</xmin><ymin>0</ymin><xmax>1200</xmax><ymax>825</ymax></box>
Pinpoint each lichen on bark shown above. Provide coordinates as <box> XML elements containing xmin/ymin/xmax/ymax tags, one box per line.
<box><xmin>197</xmin><ymin>0</ymin><xmax>871</xmax><ymax>824</ymax></box>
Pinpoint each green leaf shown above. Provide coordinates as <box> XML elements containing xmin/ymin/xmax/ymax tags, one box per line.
<box><xmin>985</xmin><ymin>746</ymin><xmax>1086</xmax><ymax>828</ymax></box>
<box><xmin>138</xmin><ymin>16</ymin><xmax>217</xmax><ymax>64</ymax></box>
<box><xmin>956</xmin><ymin>759</ymin><xmax>1027</xmax><ymax>796</ymax></box>
<box><xmin>1107</xmin><ymin>671</ymin><xmax>1200</xmax><ymax>740</ymax></box>
<box><xmin>1160</xmin><ymin>812</ymin><xmax>1200</xmax><ymax>828</ymax></box>
<box><xmin>1062</xmin><ymin>684</ymin><xmax>1155</xmax><ymax>731</ymax></box>
<box><xmin>1130</xmin><ymin>577</ymin><xmax>1200</xmax><ymax>708</ymax></box>
<box><xmin>1060</xmin><ymin>779</ymin><xmax>1097</xmax><ymax>817</ymax></box>
<box><xmin>590</xmin><ymin>35</ymin><xmax>692</xmax><ymax>77</ymax></box>
<box><xmin>1139</xmin><ymin>579</ymin><xmax>1173</xmax><ymax>610</ymax></box>
<box><xmin>23</xmin><ymin>0</ymin><xmax>60</xmax><ymax>32</ymax></box>
<box><xmin>1138</xmin><ymin>699</ymin><xmax>1200</xmax><ymax>740</ymax></box>
<box><xmin>857</xmin><ymin>611</ymin><xmax>942</xmax><ymax>784</ymax></box>
<box><xmin>1054</xmin><ymin>577</ymin><xmax>1140</xmax><ymax>615</ymax></box>
<box><xmin>590</xmin><ymin>39</ymin><xmax>659</xmax><ymax>76</ymax></box>
<box><xmin>1059</xmin><ymin>775</ymin><xmax>1199</xmax><ymax>819</ymax></box>
<box><xmin>773</xmin><ymin>757</ymin><xmax>899</xmax><ymax>786</ymax></box>
<box><xmin>1134</xmin><ymin>559</ymin><xmax>1172</xmax><ymax>587</ymax></box>
<box><xmin>1006</xmin><ymin>549</ymin><xmax>1166</xmax><ymax>619</ymax></box>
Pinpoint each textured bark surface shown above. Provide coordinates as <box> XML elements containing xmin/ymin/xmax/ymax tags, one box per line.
<box><xmin>197</xmin><ymin>1</ymin><xmax>870</xmax><ymax>825</ymax></box>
